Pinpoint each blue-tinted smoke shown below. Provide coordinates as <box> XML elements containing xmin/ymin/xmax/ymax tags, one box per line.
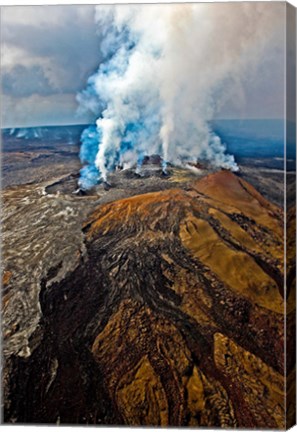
<box><xmin>77</xmin><ymin>14</ymin><xmax>165</xmax><ymax>187</ymax></box>
<box><xmin>78</xmin><ymin>126</ymin><xmax>100</xmax><ymax>189</ymax></box>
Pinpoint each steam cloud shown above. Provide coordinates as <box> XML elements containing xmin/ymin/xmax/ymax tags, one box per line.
<box><xmin>77</xmin><ymin>3</ymin><xmax>281</xmax><ymax>188</ymax></box>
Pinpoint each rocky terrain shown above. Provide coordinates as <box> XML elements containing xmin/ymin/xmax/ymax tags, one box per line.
<box><xmin>1</xmin><ymin>132</ymin><xmax>81</xmax><ymax>188</ymax></box>
<box><xmin>2</xmin><ymin>159</ymin><xmax>295</xmax><ymax>428</ymax></box>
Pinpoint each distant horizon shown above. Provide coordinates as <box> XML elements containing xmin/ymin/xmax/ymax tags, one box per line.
<box><xmin>1</xmin><ymin>117</ymin><xmax>289</xmax><ymax>130</ymax></box>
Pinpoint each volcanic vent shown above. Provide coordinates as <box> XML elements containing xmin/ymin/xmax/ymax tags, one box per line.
<box><xmin>44</xmin><ymin>155</ymin><xmax>211</xmax><ymax>204</ymax></box>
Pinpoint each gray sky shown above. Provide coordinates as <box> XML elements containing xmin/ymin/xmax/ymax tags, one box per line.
<box><xmin>1</xmin><ymin>5</ymin><xmax>101</xmax><ymax>127</ymax></box>
<box><xmin>1</xmin><ymin>3</ymin><xmax>286</xmax><ymax>127</ymax></box>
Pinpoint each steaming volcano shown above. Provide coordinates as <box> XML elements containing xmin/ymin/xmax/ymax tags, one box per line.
<box><xmin>2</xmin><ymin>166</ymin><xmax>295</xmax><ymax>428</ymax></box>
<box><xmin>76</xmin><ymin>3</ymin><xmax>281</xmax><ymax>189</ymax></box>
<box><xmin>2</xmin><ymin>1</ymin><xmax>295</xmax><ymax>428</ymax></box>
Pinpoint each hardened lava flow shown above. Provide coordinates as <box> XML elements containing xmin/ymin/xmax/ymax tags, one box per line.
<box><xmin>2</xmin><ymin>168</ymin><xmax>295</xmax><ymax>428</ymax></box>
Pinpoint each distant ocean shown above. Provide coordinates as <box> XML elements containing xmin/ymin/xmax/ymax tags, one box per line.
<box><xmin>211</xmin><ymin>119</ymin><xmax>296</xmax><ymax>160</ymax></box>
<box><xmin>2</xmin><ymin>119</ymin><xmax>296</xmax><ymax>160</ymax></box>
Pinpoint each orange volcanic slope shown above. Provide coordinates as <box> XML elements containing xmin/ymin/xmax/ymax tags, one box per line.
<box><xmin>82</xmin><ymin>170</ymin><xmax>289</xmax><ymax>428</ymax></box>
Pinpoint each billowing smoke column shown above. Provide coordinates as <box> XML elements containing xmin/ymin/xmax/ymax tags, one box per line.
<box><xmin>77</xmin><ymin>3</ymin><xmax>280</xmax><ymax>188</ymax></box>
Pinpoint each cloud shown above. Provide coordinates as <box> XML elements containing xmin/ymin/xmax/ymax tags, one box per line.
<box><xmin>1</xmin><ymin>5</ymin><xmax>102</xmax><ymax>126</ymax></box>
<box><xmin>2</xmin><ymin>65</ymin><xmax>54</xmax><ymax>97</ymax></box>
<box><xmin>2</xmin><ymin>6</ymin><xmax>102</xmax><ymax>92</ymax></box>
<box><xmin>2</xmin><ymin>93</ymin><xmax>84</xmax><ymax>127</ymax></box>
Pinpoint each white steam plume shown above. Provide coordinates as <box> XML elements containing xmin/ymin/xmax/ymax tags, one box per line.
<box><xmin>77</xmin><ymin>3</ymin><xmax>283</xmax><ymax>187</ymax></box>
